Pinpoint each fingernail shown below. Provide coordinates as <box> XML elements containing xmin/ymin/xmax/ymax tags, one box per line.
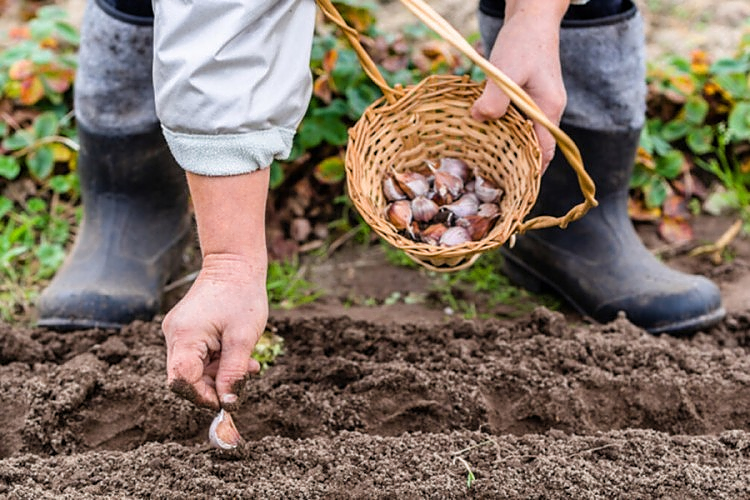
<box><xmin>222</xmin><ymin>394</ymin><xmax>238</xmax><ymax>405</ymax></box>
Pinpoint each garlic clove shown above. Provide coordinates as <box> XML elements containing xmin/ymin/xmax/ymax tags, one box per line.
<box><xmin>457</xmin><ymin>215</ymin><xmax>493</xmax><ymax>241</ymax></box>
<box><xmin>411</xmin><ymin>196</ymin><xmax>440</xmax><ymax>223</ymax></box>
<box><xmin>477</xmin><ymin>203</ymin><xmax>501</xmax><ymax>219</ymax></box>
<box><xmin>434</xmin><ymin>171</ymin><xmax>464</xmax><ymax>201</ymax></box>
<box><xmin>439</xmin><ymin>226</ymin><xmax>471</xmax><ymax>247</ymax></box>
<box><xmin>209</xmin><ymin>409</ymin><xmax>242</xmax><ymax>450</ymax></box>
<box><xmin>392</xmin><ymin>169</ymin><xmax>430</xmax><ymax>199</ymax></box>
<box><xmin>473</xmin><ymin>169</ymin><xmax>504</xmax><ymax>203</ymax></box>
<box><xmin>421</xmin><ymin>223</ymin><xmax>448</xmax><ymax>245</ymax></box>
<box><xmin>438</xmin><ymin>157</ymin><xmax>470</xmax><ymax>182</ymax></box>
<box><xmin>386</xmin><ymin>200</ymin><xmax>412</xmax><ymax>230</ymax></box>
<box><xmin>443</xmin><ymin>193</ymin><xmax>479</xmax><ymax>219</ymax></box>
<box><xmin>383</xmin><ymin>176</ymin><xmax>407</xmax><ymax>201</ymax></box>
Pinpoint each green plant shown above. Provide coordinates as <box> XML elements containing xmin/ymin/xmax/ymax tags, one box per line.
<box><xmin>695</xmin><ymin>124</ymin><xmax>750</xmax><ymax>231</ymax></box>
<box><xmin>0</xmin><ymin>6</ymin><xmax>79</xmax><ymax>323</ymax></box>
<box><xmin>428</xmin><ymin>253</ymin><xmax>558</xmax><ymax>319</ymax></box>
<box><xmin>252</xmin><ymin>330</ymin><xmax>285</xmax><ymax>374</ymax></box>
<box><xmin>632</xmin><ymin>32</ymin><xmax>750</xmax><ymax>240</ymax></box>
<box><xmin>266</xmin><ymin>257</ymin><xmax>323</xmax><ymax>309</ymax></box>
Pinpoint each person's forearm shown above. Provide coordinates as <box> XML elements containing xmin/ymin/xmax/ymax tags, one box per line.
<box><xmin>504</xmin><ymin>0</ymin><xmax>570</xmax><ymax>26</ymax></box>
<box><xmin>186</xmin><ymin>169</ymin><xmax>269</xmax><ymax>268</ymax></box>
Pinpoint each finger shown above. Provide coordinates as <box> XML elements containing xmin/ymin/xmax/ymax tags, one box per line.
<box><xmin>167</xmin><ymin>340</ymin><xmax>220</xmax><ymax>410</ymax></box>
<box><xmin>471</xmin><ymin>81</ymin><xmax>511</xmax><ymax>122</ymax></box>
<box><xmin>534</xmin><ymin>123</ymin><xmax>557</xmax><ymax>172</ymax></box>
<box><xmin>215</xmin><ymin>328</ymin><xmax>258</xmax><ymax>411</ymax></box>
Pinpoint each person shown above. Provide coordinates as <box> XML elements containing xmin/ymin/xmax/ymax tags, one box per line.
<box><xmin>36</xmin><ymin>0</ymin><xmax>724</xmax><ymax>411</ymax></box>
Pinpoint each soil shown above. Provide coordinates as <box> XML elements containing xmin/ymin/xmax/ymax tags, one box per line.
<box><xmin>2</xmin><ymin>1</ymin><xmax>750</xmax><ymax>498</ymax></box>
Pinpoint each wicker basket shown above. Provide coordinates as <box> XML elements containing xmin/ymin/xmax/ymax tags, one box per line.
<box><xmin>317</xmin><ymin>0</ymin><xmax>597</xmax><ymax>272</ymax></box>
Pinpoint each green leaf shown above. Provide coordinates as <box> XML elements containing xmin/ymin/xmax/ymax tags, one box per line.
<box><xmin>36</xmin><ymin>5</ymin><xmax>68</xmax><ymax>20</ymax></box>
<box><xmin>0</xmin><ymin>156</ymin><xmax>21</xmax><ymax>180</ymax></box>
<box><xmin>683</xmin><ymin>96</ymin><xmax>709</xmax><ymax>125</ymax></box>
<box><xmin>26</xmin><ymin>145</ymin><xmax>55</xmax><ymax>180</ymax></box>
<box><xmin>0</xmin><ymin>196</ymin><xmax>13</xmax><ymax>220</ymax></box>
<box><xmin>345</xmin><ymin>84</ymin><xmax>380</xmax><ymax>119</ymax></box>
<box><xmin>686</xmin><ymin>126</ymin><xmax>714</xmax><ymax>155</ymax></box>
<box><xmin>710</xmin><ymin>57</ymin><xmax>750</xmax><ymax>75</ymax></box>
<box><xmin>644</xmin><ymin>178</ymin><xmax>668</xmax><ymax>209</ymax></box>
<box><xmin>48</xmin><ymin>174</ymin><xmax>73</xmax><ymax>194</ymax></box>
<box><xmin>29</xmin><ymin>18</ymin><xmax>56</xmax><ymax>41</ymax></box>
<box><xmin>713</xmin><ymin>74</ymin><xmax>750</xmax><ymax>100</ymax></box>
<box><xmin>629</xmin><ymin>165</ymin><xmax>652</xmax><ymax>189</ymax></box>
<box><xmin>269</xmin><ymin>161</ymin><xmax>284</xmax><ymax>189</ymax></box>
<box><xmin>33</xmin><ymin>112</ymin><xmax>59</xmax><ymax>138</ymax></box>
<box><xmin>2</xmin><ymin>130</ymin><xmax>34</xmax><ymax>151</ymax></box>
<box><xmin>313</xmin><ymin>156</ymin><xmax>346</xmax><ymax>184</ymax></box>
<box><xmin>26</xmin><ymin>197</ymin><xmax>47</xmax><ymax>213</ymax></box>
<box><xmin>660</xmin><ymin>120</ymin><xmax>689</xmax><ymax>142</ymax></box>
<box><xmin>728</xmin><ymin>102</ymin><xmax>750</xmax><ymax>141</ymax></box>
<box><xmin>654</xmin><ymin>150</ymin><xmax>684</xmax><ymax>179</ymax></box>
<box><xmin>29</xmin><ymin>48</ymin><xmax>54</xmax><ymax>65</ymax></box>
<box><xmin>35</xmin><ymin>242</ymin><xmax>66</xmax><ymax>277</ymax></box>
<box><xmin>0</xmin><ymin>122</ymin><xmax>7</xmax><ymax>136</ymax></box>
<box><xmin>54</xmin><ymin>22</ymin><xmax>80</xmax><ymax>45</ymax></box>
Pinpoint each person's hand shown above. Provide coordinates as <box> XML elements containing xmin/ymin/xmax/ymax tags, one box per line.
<box><xmin>471</xmin><ymin>2</ymin><xmax>568</xmax><ymax>170</ymax></box>
<box><xmin>162</xmin><ymin>254</ymin><xmax>268</xmax><ymax>411</ymax></box>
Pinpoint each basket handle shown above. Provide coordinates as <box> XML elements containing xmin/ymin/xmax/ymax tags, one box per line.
<box><xmin>316</xmin><ymin>0</ymin><xmax>598</xmax><ymax>232</ymax></box>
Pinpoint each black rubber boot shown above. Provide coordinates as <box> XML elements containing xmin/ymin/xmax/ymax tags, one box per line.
<box><xmin>36</xmin><ymin>1</ymin><xmax>191</xmax><ymax>330</ymax></box>
<box><xmin>501</xmin><ymin>126</ymin><xmax>725</xmax><ymax>335</ymax></box>
<box><xmin>479</xmin><ymin>0</ymin><xmax>725</xmax><ymax>335</ymax></box>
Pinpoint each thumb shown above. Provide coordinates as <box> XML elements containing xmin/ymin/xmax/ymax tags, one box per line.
<box><xmin>167</xmin><ymin>338</ymin><xmax>220</xmax><ymax>411</ymax></box>
<box><xmin>215</xmin><ymin>328</ymin><xmax>261</xmax><ymax>411</ymax></box>
<box><xmin>471</xmin><ymin>81</ymin><xmax>511</xmax><ymax>122</ymax></box>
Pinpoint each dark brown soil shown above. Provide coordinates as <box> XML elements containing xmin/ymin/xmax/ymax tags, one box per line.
<box><xmin>3</xmin><ymin>275</ymin><xmax>750</xmax><ymax>497</ymax></box>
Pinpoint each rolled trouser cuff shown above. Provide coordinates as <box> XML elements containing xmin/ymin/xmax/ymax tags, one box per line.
<box><xmin>161</xmin><ymin>126</ymin><xmax>295</xmax><ymax>176</ymax></box>
<box><xmin>478</xmin><ymin>0</ymin><xmax>646</xmax><ymax>132</ymax></box>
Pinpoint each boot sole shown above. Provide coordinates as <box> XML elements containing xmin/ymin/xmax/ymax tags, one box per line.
<box><xmin>500</xmin><ymin>249</ymin><xmax>726</xmax><ymax>336</ymax></box>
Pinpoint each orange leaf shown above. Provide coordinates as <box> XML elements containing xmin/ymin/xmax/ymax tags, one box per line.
<box><xmin>19</xmin><ymin>77</ymin><xmax>45</xmax><ymax>105</ymax></box>
<box><xmin>628</xmin><ymin>197</ymin><xmax>661</xmax><ymax>222</ymax></box>
<box><xmin>671</xmin><ymin>75</ymin><xmax>695</xmax><ymax>96</ymax></box>
<box><xmin>322</xmin><ymin>49</ymin><xmax>338</xmax><ymax>73</ymax></box>
<box><xmin>662</xmin><ymin>193</ymin><xmax>690</xmax><ymax>220</ymax></box>
<box><xmin>658</xmin><ymin>217</ymin><xmax>694</xmax><ymax>245</ymax></box>
<box><xmin>313</xmin><ymin>75</ymin><xmax>332</xmax><ymax>104</ymax></box>
<box><xmin>8</xmin><ymin>26</ymin><xmax>31</xmax><ymax>40</ymax></box>
<box><xmin>636</xmin><ymin>146</ymin><xmax>655</xmax><ymax>170</ymax></box>
<box><xmin>690</xmin><ymin>49</ymin><xmax>711</xmax><ymax>76</ymax></box>
<box><xmin>9</xmin><ymin>59</ymin><xmax>34</xmax><ymax>80</ymax></box>
<box><xmin>40</xmin><ymin>37</ymin><xmax>59</xmax><ymax>49</ymax></box>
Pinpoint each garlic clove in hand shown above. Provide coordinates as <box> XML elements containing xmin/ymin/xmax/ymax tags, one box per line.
<box><xmin>209</xmin><ymin>409</ymin><xmax>243</xmax><ymax>450</ymax></box>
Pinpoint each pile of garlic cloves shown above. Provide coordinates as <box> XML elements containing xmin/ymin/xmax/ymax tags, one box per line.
<box><xmin>384</xmin><ymin>158</ymin><xmax>504</xmax><ymax>247</ymax></box>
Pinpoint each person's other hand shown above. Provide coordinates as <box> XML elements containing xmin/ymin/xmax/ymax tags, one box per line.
<box><xmin>471</xmin><ymin>2</ymin><xmax>568</xmax><ymax>170</ymax></box>
<box><xmin>162</xmin><ymin>254</ymin><xmax>268</xmax><ymax>411</ymax></box>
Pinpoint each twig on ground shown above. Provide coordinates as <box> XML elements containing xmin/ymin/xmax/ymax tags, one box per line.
<box><xmin>689</xmin><ymin>218</ymin><xmax>743</xmax><ymax>264</ymax></box>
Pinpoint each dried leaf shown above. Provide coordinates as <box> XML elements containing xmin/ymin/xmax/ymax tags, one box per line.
<box><xmin>658</xmin><ymin>217</ymin><xmax>694</xmax><ymax>245</ymax></box>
